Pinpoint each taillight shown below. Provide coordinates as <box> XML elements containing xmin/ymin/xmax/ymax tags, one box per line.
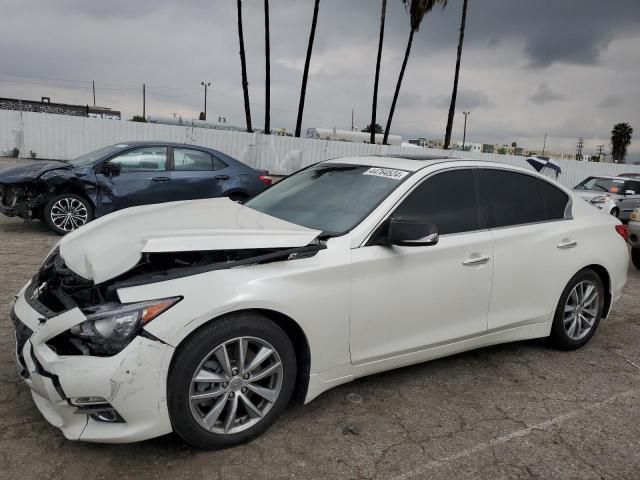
<box><xmin>615</xmin><ymin>224</ymin><xmax>629</xmax><ymax>242</ymax></box>
<box><xmin>259</xmin><ymin>175</ymin><xmax>273</xmax><ymax>186</ymax></box>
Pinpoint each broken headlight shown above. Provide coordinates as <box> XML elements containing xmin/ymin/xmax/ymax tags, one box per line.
<box><xmin>67</xmin><ymin>297</ymin><xmax>181</xmax><ymax>355</ymax></box>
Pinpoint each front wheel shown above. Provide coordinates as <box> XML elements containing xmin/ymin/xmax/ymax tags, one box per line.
<box><xmin>549</xmin><ymin>269</ymin><xmax>604</xmax><ymax>350</ymax></box>
<box><xmin>43</xmin><ymin>193</ymin><xmax>93</xmax><ymax>235</ymax></box>
<box><xmin>632</xmin><ymin>248</ymin><xmax>640</xmax><ymax>270</ymax></box>
<box><xmin>168</xmin><ymin>313</ymin><xmax>297</xmax><ymax>450</ymax></box>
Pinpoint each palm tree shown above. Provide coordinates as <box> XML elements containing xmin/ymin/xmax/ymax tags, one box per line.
<box><xmin>611</xmin><ymin>122</ymin><xmax>633</xmax><ymax>163</ymax></box>
<box><xmin>236</xmin><ymin>0</ymin><xmax>253</xmax><ymax>132</ymax></box>
<box><xmin>370</xmin><ymin>0</ymin><xmax>387</xmax><ymax>145</ymax></box>
<box><xmin>383</xmin><ymin>0</ymin><xmax>447</xmax><ymax>145</ymax></box>
<box><xmin>264</xmin><ymin>0</ymin><xmax>271</xmax><ymax>135</ymax></box>
<box><xmin>294</xmin><ymin>0</ymin><xmax>321</xmax><ymax>138</ymax></box>
<box><xmin>443</xmin><ymin>0</ymin><xmax>468</xmax><ymax>150</ymax></box>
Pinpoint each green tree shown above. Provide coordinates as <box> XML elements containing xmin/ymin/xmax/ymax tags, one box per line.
<box><xmin>236</xmin><ymin>0</ymin><xmax>253</xmax><ymax>132</ymax></box>
<box><xmin>362</xmin><ymin>123</ymin><xmax>384</xmax><ymax>134</ymax></box>
<box><xmin>295</xmin><ymin>0</ymin><xmax>321</xmax><ymax>137</ymax></box>
<box><xmin>384</xmin><ymin>0</ymin><xmax>447</xmax><ymax>145</ymax></box>
<box><xmin>443</xmin><ymin>0</ymin><xmax>468</xmax><ymax>150</ymax></box>
<box><xmin>611</xmin><ymin>122</ymin><xmax>633</xmax><ymax>163</ymax></box>
<box><xmin>370</xmin><ymin>0</ymin><xmax>387</xmax><ymax>144</ymax></box>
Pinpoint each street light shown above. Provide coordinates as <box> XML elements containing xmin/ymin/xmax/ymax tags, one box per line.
<box><xmin>201</xmin><ymin>81</ymin><xmax>211</xmax><ymax>120</ymax></box>
<box><xmin>462</xmin><ymin>111</ymin><xmax>470</xmax><ymax>150</ymax></box>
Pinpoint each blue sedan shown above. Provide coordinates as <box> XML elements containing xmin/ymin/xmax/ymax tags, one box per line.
<box><xmin>0</xmin><ymin>142</ymin><xmax>272</xmax><ymax>234</ymax></box>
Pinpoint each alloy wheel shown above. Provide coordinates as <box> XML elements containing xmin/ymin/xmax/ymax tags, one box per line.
<box><xmin>189</xmin><ymin>336</ymin><xmax>283</xmax><ymax>435</ymax></box>
<box><xmin>50</xmin><ymin>197</ymin><xmax>89</xmax><ymax>231</ymax></box>
<box><xmin>563</xmin><ymin>280</ymin><xmax>599</xmax><ymax>341</ymax></box>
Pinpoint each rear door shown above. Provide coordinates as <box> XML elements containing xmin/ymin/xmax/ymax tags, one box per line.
<box><xmin>620</xmin><ymin>180</ymin><xmax>640</xmax><ymax>218</ymax></box>
<box><xmin>166</xmin><ymin>147</ymin><xmax>232</xmax><ymax>201</ymax></box>
<box><xmin>95</xmin><ymin>146</ymin><xmax>169</xmax><ymax>214</ymax></box>
<box><xmin>480</xmin><ymin>168</ymin><xmax>576</xmax><ymax>330</ymax></box>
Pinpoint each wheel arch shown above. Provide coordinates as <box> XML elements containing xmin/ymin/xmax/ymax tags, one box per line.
<box><xmin>171</xmin><ymin>308</ymin><xmax>312</xmax><ymax>405</ymax></box>
<box><xmin>581</xmin><ymin>264</ymin><xmax>612</xmax><ymax>318</ymax></box>
<box><xmin>51</xmin><ymin>184</ymin><xmax>97</xmax><ymax>212</ymax></box>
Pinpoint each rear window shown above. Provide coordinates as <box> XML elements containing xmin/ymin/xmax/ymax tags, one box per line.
<box><xmin>539</xmin><ymin>180</ymin><xmax>570</xmax><ymax>220</ymax></box>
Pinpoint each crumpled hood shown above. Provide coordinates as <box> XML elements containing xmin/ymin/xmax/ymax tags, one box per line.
<box><xmin>59</xmin><ymin>198</ymin><xmax>321</xmax><ymax>283</ymax></box>
<box><xmin>0</xmin><ymin>160</ymin><xmax>70</xmax><ymax>183</ymax></box>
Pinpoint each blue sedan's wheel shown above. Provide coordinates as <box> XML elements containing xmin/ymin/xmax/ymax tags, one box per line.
<box><xmin>44</xmin><ymin>193</ymin><xmax>93</xmax><ymax>235</ymax></box>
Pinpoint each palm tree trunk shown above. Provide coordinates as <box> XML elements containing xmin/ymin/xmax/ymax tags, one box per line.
<box><xmin>264</xmin><ymin>0</ymin><xmax>271</xmax><ymax>135</ymax></box>
<box><xmin>443</xmin><ymin>0</ymin><xmax>468</xmax><ymax>150</ymax></box>
<box><xmin>383</xmin><ymin>28</ymin><xmax>414</xmax><ymax>145</ymax></box>
<box><xmin>237</xmin><ymin>0</ymin><xmax>253</xmax><ymax>133</ymax></box>
<box><xmin>370</xmin><ymin>0</ymin><xmax>387</xmax><ymax>145</ymax></box>
<box><xmin>294</xmin><ymin>0</ymin><xmax>320</xmax><ymax>138</ymax></box>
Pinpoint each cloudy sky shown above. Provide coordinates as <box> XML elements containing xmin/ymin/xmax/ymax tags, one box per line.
<box><xmin>1</xmin><ymin>0</ymin><xmax>639</xmax><ymax>160</ymax></box>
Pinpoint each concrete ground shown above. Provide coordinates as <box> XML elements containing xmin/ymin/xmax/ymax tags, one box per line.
<box><xmin>1</xmin><ymin>157</ymin><xmax>640</xmax><ymax>479</ymax></box>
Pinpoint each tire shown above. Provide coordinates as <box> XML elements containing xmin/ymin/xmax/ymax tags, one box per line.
<box><xmin>228</xmin><ymin>192</ymin><xmax>249</xmax><ymax>203</ymax></box>
<box><xmin>549</xmin><ymin>269</ymin><xmax>605</xmax><ymax>350</ymax></box>
<box><xmin>168</xmin><ymin>312</ymin><xmax>297</xmax><ymax>450</ymax></box>
<box><xmin>611</xmin><ymin>207</ymin><xmax>619</xmax><ymax>218</ymax></box>
<box><xmin>632</xmin><ymin>248</ymin><xmax>640</xmax><ymax>270</ymax></box>
<box><xmin>43</xmin><ymin>193</ymin><xmax>93</xmax><ymax>235</ymax></box>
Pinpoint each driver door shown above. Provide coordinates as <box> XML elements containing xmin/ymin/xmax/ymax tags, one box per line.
<box><xmin>349</xmin><ymin>168</ymin><xmax>493</xmax><ymax>365</ymax></box>
<box><xmin>95</xmin><ymin>146</ymin><xmax>169</xmax><ymax>215</ymax></box>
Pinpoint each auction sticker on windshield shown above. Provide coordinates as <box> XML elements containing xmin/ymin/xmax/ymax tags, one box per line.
<box><xmin>363</xmin><ymin>167</ymin><xmax>409</xmax><ymax>180</ymax></box>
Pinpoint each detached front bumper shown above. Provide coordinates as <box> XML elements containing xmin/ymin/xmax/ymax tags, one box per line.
<box><xmin>12</xmin><ymin>285</ymin><xmax>175</xmax><ymax>443</ymax></box>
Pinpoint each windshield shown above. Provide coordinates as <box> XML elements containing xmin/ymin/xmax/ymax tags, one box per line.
<box><xmin>245</xmin><ymin>163</ymin><xmax>410</xmax><ymax>235</ymax></box>
<box><xmin>68</xmin><ymin>144</ymin><xmax>131</xmax><ymax>167</ymax></box>
<box><xmin>575</xmin><ymin>176</ymin><xmax>627</xmax><ymax>193</ymax></box>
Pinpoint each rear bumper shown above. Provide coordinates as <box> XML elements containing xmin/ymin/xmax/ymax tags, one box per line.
<box><xmin>12</xmin><ymin>285</ymin><xmax>175</xmax><ymax>443</ymax></box>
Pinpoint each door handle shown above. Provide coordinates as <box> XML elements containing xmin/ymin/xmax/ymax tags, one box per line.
<box><xmin>152</xmin><ymin>176</ymin><xmax>170</xmax><ymax>182</ymax></box>
<box><xmin>557</xmin><ymin>239</ymin><xmax>577</xmax><ymax>249</ymax></box>
<box><xmin>462</xmin><ymin>254</ymin><xmax>490</xmax><ymax>266</ymax></box>
<box><xmin>215</xmin><ymin>175</ymin><xmax>230</xmax><ymax>180</ymax></box>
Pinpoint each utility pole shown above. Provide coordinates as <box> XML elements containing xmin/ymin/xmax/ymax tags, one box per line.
<box><xmin>542</xmin><ymin>133</ymin><xmax>547</xmax><ymax>155</ymax></box>
<box><xmin>201</xmin><ymin>81</ymin><xmax>211</xmax><ymax>120</ymax></box>
<box><xmin>576</xmin><ymin>138</ymin><xmax>584</xmax><ymax>161</ymax></box>
<box><xmin>92</xmin><ymin>80</ymin><xmax>96</xmax><ymax>106</ymax></box>
<box><xmin>142</xmin><ymin>83</ymin><xmax>146</xmax><ymax>119</ymax></box>
<box><xmin>596</xmin><ymin>144</ymin><xmax>605</xmax><ymax>162</ymax></box>
<box><xmin>351</xmin><ymin>109</ymin><xmax>354</xmax><ymax>131</ymax></box>
<box><xmin>462</xmin><ymin>111</ymin><xmax>470</xmax><ymax>150</ymax></box>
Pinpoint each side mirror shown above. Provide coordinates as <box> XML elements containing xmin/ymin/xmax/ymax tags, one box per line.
<box><xmin>103</xmin><ymin>162</ymin><xmax>121</xmax><ymax>177</ymax></box>
<box><xmin>387</xmin><ymin>217</ymin><xmax>439</xmax><ymax>247</ymax></box>
<box><xmin>625</xmin><ymin>190</ymin><xmax>636</xmax><ymax>196</ymax></box>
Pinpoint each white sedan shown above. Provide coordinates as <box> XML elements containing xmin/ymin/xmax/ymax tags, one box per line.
<box><xmin>11</xmin><ymin>156</ymin><xmax>629</xmax><ymax>449</ymax></box>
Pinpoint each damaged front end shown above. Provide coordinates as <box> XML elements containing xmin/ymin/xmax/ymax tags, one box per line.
<box><xmin>25</xmin><ymin>241</ymin><xmax>325</xmax><ymax>357</ymax></box>
<box><xmin>0</xmin><ymin>182</ymin><xmax>48</xmax><ymax>219</ymax></box>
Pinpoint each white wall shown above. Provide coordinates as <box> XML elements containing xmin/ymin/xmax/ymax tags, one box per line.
<box><xmin>2</xmin><ymin>109</ymin><xmax>639</xmax><ymax>188</ymax></box>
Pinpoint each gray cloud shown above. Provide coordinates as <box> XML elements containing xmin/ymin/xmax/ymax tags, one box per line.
<box><xmin>529</xmin><ymin>83</ymin><xmax>566</xmax><ymax>105</ymax></box>
<box><xmin>598</xmin><ymin>95</ymin><xmax>625</xmax><ymax>108</ymax></box>
<box><xmin>429</xmin><ymin>89</ymin><xmax>490</xmax><ymax>110</ymax></box>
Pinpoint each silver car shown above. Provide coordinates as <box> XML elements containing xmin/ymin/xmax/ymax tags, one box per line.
<box><xmin>573</xmin><ymin>176</ymin><xmax>640</xmax><ymax>220</ymax></box>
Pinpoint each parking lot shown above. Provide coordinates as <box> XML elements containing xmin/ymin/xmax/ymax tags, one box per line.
<box><xmin>1</xmin><ymin>159</ymin><xmax>640</xmax><ymax>479</ymax></box>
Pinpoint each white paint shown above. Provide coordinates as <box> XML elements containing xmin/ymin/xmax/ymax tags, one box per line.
<box><xmin>1</xmin><ymin>110</ymin><xmax>640</xmax><ymax>188</ymax></box>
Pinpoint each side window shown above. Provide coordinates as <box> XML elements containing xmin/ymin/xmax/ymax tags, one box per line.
<box><xmin>173</xmin><ymin>148</ymin><xmax>214</xmax><ymax>171</ymax></box>
<box><xmin>480</xmin><ymin>169</ymin><xmax>547</xmax><ymax>227</ymax></box>
<box><xmin>107</xmin><ymin>146</ymin><xmax>167</xmax><ymax>173</ymax></box>
<box><xmin>626</xmin><ymin>181</ymin><xmax>640</xmax><ymax>194</ymax></box>
<box><xmin>539</xmin><ymin>180</ymin><xmax>570</xmax><ymax>220</ymax></box>
<box><xmin>393</xmin><ymin>169</ymin><xmax>479</xmax><ymax>235</ymax></box>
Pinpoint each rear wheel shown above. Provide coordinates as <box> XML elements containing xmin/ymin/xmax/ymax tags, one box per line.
<box><xmin>632</xmin><ymin>248</ymin><xmax>640</xmax><ymax>270</ymax></box>
<box><xmin>549</xmin><ymin>269</ymin><xmax>604</xmax><ymax>350</ymax></box>
<box><xmin>168</xmin><ymin>313</ymin><xmax>297</xmax><ymax>450</ymax></box>
<box><xmin>228</xmin><ymin>192</ymin><xmax>249</xmax><ymax>203</ymax></box>
<box><xmin>43</xmin><ymin>193</ymin><xmax>93</xmax><ymax>235</ymax></box>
